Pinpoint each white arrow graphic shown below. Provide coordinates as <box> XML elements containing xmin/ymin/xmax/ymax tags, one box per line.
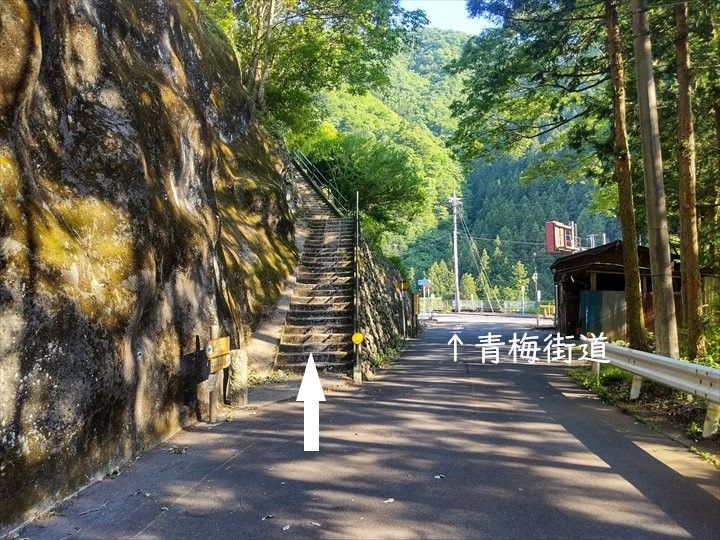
<box><xmin>296</xmin><ymin>353</ymin><xmax>326</xmax><ymax>451</ymax></box>
<box><xmin>448</xmin><ymin>333</ymin><xmax>463</xmax><ymax>362</ymax></box>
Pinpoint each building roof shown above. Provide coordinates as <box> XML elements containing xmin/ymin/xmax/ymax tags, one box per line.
<box><xmin>550</xmin><ymin>240</ymin><xmax>682</xmax><ymax>278</ymax></box>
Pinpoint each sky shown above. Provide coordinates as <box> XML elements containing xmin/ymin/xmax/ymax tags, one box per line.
<box><xmin>400</xmin><ymin>0</ymin><xmax>492</xmax><ymax>35</ymax></box>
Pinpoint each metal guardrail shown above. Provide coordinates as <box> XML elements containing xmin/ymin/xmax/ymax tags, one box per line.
<box><xmin>603</xmin><ymin>343</ymin><xmax>720</xmax><ymax>437</ymax></box>
<box><xmin>420</xmin><ymin>298</ymin><xmax>544</xmax><ymax>314</ymax></box>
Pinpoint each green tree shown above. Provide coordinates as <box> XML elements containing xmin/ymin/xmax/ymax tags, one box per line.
<box><xmin>512</xmin><ymin>261</ymin><xmax>529</xmax><ymax>293</ymax></box>
<box><xmin>427</xmin><ymin>260</ymin><xmax>454</xmax><ymax>299</ymax></box>
<box><xmin>294</xmin><ymin>90</ymin><xmax>461</xmax><ymax>249</ymax></box>
<box><xmin>460</xmin><ymin>273</ymin><xmax>477</xmax><ymax>300</ymax></box>
<box><xmin>299</xmin><ymin>123</ymin><xmax>425</xmax><ymax>233</ymax></box>
<box><xmin>202</xmin><ymin>0</ymin><xmax>426</xmax><ymax>130</ymax></box>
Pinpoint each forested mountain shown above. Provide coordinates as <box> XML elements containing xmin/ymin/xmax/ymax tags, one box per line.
<box><xmin>375</xmin><ymin>27</ymin><xmax>618</xmax><ymax>300</ymax></box>
<box><xmin>380</xmin><ymin>28</ymin><xmax>469</xmax><ymax>137</ymax></box>
<box><xmin>406</xmin><ymin>156</ymin><xmax>619</xmax><ymax>299</ymax></box>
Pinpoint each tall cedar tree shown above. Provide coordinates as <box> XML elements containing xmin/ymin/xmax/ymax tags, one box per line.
<box><xmin>630</xmin><ymin>0</ymin><xmax>679</xmax><ymax>358</ymax></box>
<box><xmin>675</xmin><ymin>0</ymin><xmax>704</xmax><ymax>359</ymax></box>
<box><xmin>604</xmin><ymin>0</ymin><xmax>646</xmax><ymax>350</ymax></box>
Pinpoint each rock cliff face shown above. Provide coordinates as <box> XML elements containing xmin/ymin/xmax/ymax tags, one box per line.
<box><xmin>0</xmin><ymin>0</ymin><xmax>296</xmax><ymax>527</ymax></box>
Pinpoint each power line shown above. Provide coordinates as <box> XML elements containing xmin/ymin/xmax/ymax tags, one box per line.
<box><xmin>411</xmin><ymin>231</ymin><xmax>545</xmax><ymax>248</ymax></box>
<box><xmin>460</xmin><ymin>215</ymin><xmax>500</xmax><ymax>311</ymax></box>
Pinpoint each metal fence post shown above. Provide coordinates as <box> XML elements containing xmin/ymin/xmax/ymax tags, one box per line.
<box><xmin>353</xmin><ymin>191</ymin><xmax>362</xmax><ymax>383</ymax></box>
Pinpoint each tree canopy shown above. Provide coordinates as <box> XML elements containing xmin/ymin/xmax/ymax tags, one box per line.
<box><xmin>200</xmin><ymin>0</ymin><xmax>426</xmax><ymax>131</ymax></box>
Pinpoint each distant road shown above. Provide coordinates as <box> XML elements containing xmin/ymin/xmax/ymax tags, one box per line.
<box><xmin>23</xmin><ymin>314</ymin><xmax>720</xmax><ymax>539</ymax></box>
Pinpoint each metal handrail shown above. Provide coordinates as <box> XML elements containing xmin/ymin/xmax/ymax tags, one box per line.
<box><xmin>293</xmin><ymin>150</ymin><xmax>350</xmax><ymax>215</ymax></box>
<box><xmin>290</xmin><ymin>156</ymin><xmax>345</xmax><ymax>217</ymax></box>
<box><xmin>353</xmin><ymin>191</ymin><xmax>361</xmax><ymax>380</ymax></box>
<box><xmin>297</xmin><ymin>150</ymin><xmax>350</xmax><ymax>211</ymax></box>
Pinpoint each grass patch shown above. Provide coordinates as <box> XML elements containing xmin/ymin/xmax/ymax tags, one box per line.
<box><xmin>689</xmin><ymin>446</ymin><xmax>720</xmax><ymax>468</ymax></box>
<box><xmin>370</xmin><ymin>334</ymin><xmax>406</xmax><ymax>369</ymax></box>
<box><xmin>248</xmin><ymin>368</ymin><xmax>301</xmax><ymax>387</ymax></box>
<box><xmin>568</xmin><ymin>364</ymin><xmax>632</xmax><ymax>404</ymax></box>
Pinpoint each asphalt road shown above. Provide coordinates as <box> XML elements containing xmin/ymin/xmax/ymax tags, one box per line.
<box><xmin>23</xmin><ymin>314</ymin><xmax>720</xmax><ymax>539</ymax></box>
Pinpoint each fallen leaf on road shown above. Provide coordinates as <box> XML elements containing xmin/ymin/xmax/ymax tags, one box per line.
<box><xmin>383</xmin><ymin>498</ymin><xmax>395</xmax><ymax>504</ymax></box>
<box><xmin>282</xmin><ymin>525</ymin><xmax>290</xmax><ymax>531</ymax></box>
<box><xmin>262</xmin><ymin>515</ymin><xmax>274</xmax><ymax>521</ymax></box>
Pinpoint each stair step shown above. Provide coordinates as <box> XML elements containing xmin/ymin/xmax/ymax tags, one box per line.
<box><xmin>302</xmin><ymin>242</ymin><xmax>354</xmax><ymax>248</ymax></box>
<box><xmin>303</xmin><ymin>239</ymin><xmax>353</xmax><ymax>243</ymax></box>
<box><xmin>296</xmin><ymin>279</ymin><xmax>353</xmax><ymax>286</ymax></box>
<box><xmin>286</xmin><ymin>315</ymin><xmax>352</xmax><ymax>325</ymax></box>
<box><xmin>301</xmin><ymin>256</ymin><xmax>354</xmax><ymax>263</ymax></box>
<box><xmin>275</xmin><ymin>361</ymin><xmax>352</xmax><ymax>372</ymax></box>
<box><xmin>281</xmin><ymin>333</ymin><xmax>350</xmax><ymax>344</ymax></box>
<box><xmin>302</xmin><ymin>238</ymin><xmax>353</xmax><ymax>244</ymax></box>
<box><xmin>301</xmin><ymin>253</ymin><xmax>353</xmax><ymax>259</ymax></box>
<box><xmin>297</xmin><ymin>275</ymin><xmax>353</xmax><ymax>284</ymax></box>
<box><xmin>301</xmin><ymin>246</ymin><xmax>353</xmax><ymax>252</ymax></box>
<box><xmin>276</xmin><ymin>351</ymin><xmax>352</xmax><ymax>364</ymax></box>
<box><xmin>307</xmin><ymin>218</ymin><xmax>353</xmax><ymax>224</ymax></box>
<box><xmin>279</xmin><ymin>342</ymin><xmax>352</xmax><ymax>353</ymax></box>
<box><xmin>291</xmin><ymin>295</ymin><xmax>353</xmax><ymax>303</ymax></box>
<box><xmin>294</xmin><ymin>288</ymin><xmax>353</xmax><ymax>295</ymax></box>
<box><xmin>298</xmin><ymin>270</ymin><xmax>353</xmax><ymax>276</ymax></box>
<box><xmin>295</xmin><ymin>281</ymin><xmax>353</xmax><ymax>288</ymax></box>
<box><xmin>290</xmin><ymin>302</ymin><xmax>352</xmax><ymax>311</ymax></box>
<box><xmin>300</xmin><ymin>264</ymin><xmax>352</xmax><ymax>270</ymax></box>
<box><xmin>300</xmin><ymin>264</ymin><xmax>354</xmax><ymax>271</ymax></box>
<box><xmin>305</xmin><ymin>231</ymin><xmax>354</xmax><ymax>236</ymax></box>
<box><xmin>294</xmin><ymin>288</ymin><xmax>353</xmax><ymax>297</ymax></box>
<box><xmin>301</xmin><ymin>256</ymin><xmax>353</xmax><ymax>262</ymax></box>
<box><xmin>284</xmin><ymin>323</ymin><xmax>353</xmax><ymax>334</ymax></box>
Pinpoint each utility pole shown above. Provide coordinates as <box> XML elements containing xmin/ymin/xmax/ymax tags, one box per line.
<box><xmin>449</xmin><ymin>192</ymin><xmax>462</xmax><ymax>313</ymax></box>
<box><xmin>631</xmin><ymin>0</ymin><xmax>680</xmax><ymax>358</ymax></box>
<box><xmin>532</xmin><ymin>251</ymin><xmax>539</xmax><ymax>328</ymax></box>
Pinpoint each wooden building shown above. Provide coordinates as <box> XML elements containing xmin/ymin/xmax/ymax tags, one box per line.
<box><xmin>551</xmin><ymin>241</ymin><xmax>683</xmax><ymax>340</ymax></box>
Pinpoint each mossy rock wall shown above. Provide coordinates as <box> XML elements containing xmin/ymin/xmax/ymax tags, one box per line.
<box><xmin>0</xmin><ymin>0</ymin><xmax>296</xmax><ymax>529</ymax></box>
<box><xmin>358</xmin><ymin>242</ymin><xmax>412</xmax><ymax>365</ymax></box>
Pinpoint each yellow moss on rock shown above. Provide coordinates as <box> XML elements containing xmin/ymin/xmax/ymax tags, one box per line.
<box><xmin>217</xmin><ymin>189</ymin><xmax>296</xmax><ymax>328</ymax></box>
<box><xmin>0</xmin><ymin>0</ymin><xmax>37</xmax><ymax>116</ymax></box>
<box><xmin>31</xmin><ymin>193</ymin><xmax>135</xmax><ymax>323</ymax></box>
<box><xmin>0</xmin><ymin>150</ymin><xmax>23</xmax><ymax>228</ymax></box>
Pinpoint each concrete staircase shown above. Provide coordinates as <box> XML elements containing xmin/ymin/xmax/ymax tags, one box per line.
<box><xmin>276</xmin><ymin>175</ymin><xmax>355</xmax><ymax>370</ymax></box>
